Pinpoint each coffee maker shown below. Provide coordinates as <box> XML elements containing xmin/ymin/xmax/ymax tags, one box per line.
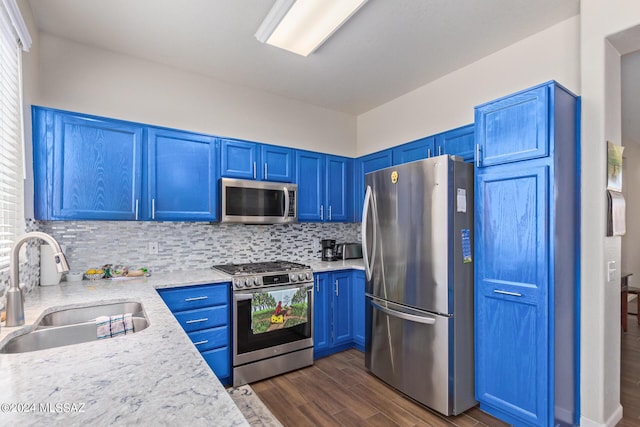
<box><xmin>321</xmin><ymin>239</ymin><xmax>336</xmax><ymax>261</ymax></box>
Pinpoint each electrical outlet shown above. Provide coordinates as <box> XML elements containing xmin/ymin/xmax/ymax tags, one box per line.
<box><xmin>149</xmin><ymin>241</ymin><xmax>159</xmax><ymax>255</ymax></box>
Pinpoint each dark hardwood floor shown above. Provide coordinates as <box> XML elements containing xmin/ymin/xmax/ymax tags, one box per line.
<box><xmin>621</xmin><ymin>313</ymin><xmax>640</xmax><ymax>426</ymax></box>
<box><xmin>252</xmin><ymin>349</ymin><xmax>508</xmax><ymax>427</ymax></box>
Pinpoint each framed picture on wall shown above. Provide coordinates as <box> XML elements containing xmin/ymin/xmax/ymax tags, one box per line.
<box><xmin>607</xmin><ymin>141</ymin><xmax>624</xmax><ymax>191</ymax></box>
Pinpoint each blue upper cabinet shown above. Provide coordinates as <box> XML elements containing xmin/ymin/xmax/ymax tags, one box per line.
<box><xmin>474</xmin><ymin>81</ymin><xmax>578</xmax><ymax>427</ymax></box>
<box><xmin>475</xmin><ymin>85</ymin><xmax>549</xmax><ymax>167</ymax></box>
<box><xmin>220</xmin><ymin>139</ymin><xmax>259</xmax><ymax>180</ymax></box>
<box><xmin>392</xmin><ymin>136</ymin><xmax>435</xmax><ymax>165</ymax></box>
<box><xmin>220</xmin><ymin>139</ymin><xmax>294</xmax><ymax>182</ymax></box>
<box><xmin>325</xmin><ymin>155</ymin><xmax>352</xmax><ymax>222</ymax></box>
<box><xmin>296</xmin><ymin>150</ymin><xmax>324</xmax><ymax>221</ymax></box>
<box><xmin>354</xmin><ymin>149</ymin><xmax>393</xmax><ymax>222</ymax></box>
<box><xmin>147</xmin><ymin>128</ymin><xmax>219</xmax><ymax>221</ymax></box>
<box><xmin>261</xmin><ymin>144</ymin><xmax>294</xmax><ymax>182</ymax></box>
<box><xmin>434</xmin><ymin>124</ymin><xmax>475</xmax><ymax>162</ymax></box>
<box><xmin>295</xmin><ymin>150</ymin><xmax>351</xmax><ymax>222</ymax></box>
<box><xmin>33</xmin><ymin>107</ymin><xmax>143</xmax><ymax>220</ymax></box>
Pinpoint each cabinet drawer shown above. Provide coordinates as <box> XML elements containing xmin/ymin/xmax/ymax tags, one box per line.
<box><xmin>188</xmin><ymin>326</ymin><xmax>229</xmax><ymax>352</ymax></box>
<box><xmin>201</xmin><ymin>347</ymin><xmax>230</xmax><ymax>380</ymax></box>
<box><xmin>158</xmin><ymin>284</ymin><xmax>228</xmax><ymax>312</ymax></box>
<box><xmin>174</xmin><ymin>306</ymin><xmax>228</xmax><ymax>333</ymax></box>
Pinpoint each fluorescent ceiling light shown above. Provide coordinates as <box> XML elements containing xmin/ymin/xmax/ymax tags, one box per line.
<box><xmin>255</xmin><ymin>0</ymin><xmax>368</xmax><ymax>57</ymax></box>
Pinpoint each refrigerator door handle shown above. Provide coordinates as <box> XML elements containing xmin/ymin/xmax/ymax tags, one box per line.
<box><xmin>370</xmin><ymin>300</ymin><xmax>436</xmax><ymax>325</ymax></box>
<box><xmin>362</xmin><ymin>185</ymin><xmax>376</xmax><ymax>281</ymax></box>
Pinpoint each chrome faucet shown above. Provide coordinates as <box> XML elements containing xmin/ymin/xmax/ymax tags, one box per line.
<box><xmin>5</xmin><ymin>232</ymin><xmax>70</xmax><ymax>327</ymax></box>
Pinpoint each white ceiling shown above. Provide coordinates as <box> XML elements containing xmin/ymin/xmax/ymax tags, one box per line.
<box><xmin>26</xmin><ymin>0</ymin><xmax>579</xmax><ymax>115</ymax></box>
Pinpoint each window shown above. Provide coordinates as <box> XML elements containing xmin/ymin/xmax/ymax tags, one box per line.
<box><xmin>0</xmin><ymin>0</ymin><xmax>29</xmax><ymax>269</ymax></box>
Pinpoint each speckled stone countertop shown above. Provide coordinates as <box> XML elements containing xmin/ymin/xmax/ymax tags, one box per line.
<box><xmin>0</xmin><ymin>262</ymin><xmax>364</xmax><ymax>426</ymax></box>
<box><xmin>0</xmin><ymin>269</ymin><xmax>248</xmax><ymax>427</ymax></box>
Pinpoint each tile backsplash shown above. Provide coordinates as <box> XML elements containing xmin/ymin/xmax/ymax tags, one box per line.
<box><xmin>38</xmin><ymin>221</ymin><xmax>361</xmax><ymax>275</ymax></box>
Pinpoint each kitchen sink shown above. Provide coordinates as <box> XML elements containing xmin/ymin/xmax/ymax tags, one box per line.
<box><xmin>37</xmin><ymin>301</ymin><xmax>145</xmax><ymax>327</ymax></box>
<box><xmin>0</xmin><ymin>302</ymin><xmax>149</xmax><ymax>354</ymax></box>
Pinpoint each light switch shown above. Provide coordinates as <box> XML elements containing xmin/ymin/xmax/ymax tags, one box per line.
<box><xmin>607</xmin><ymin>260</ymin><xmax>617</xmax><ymax>282</ymax></box>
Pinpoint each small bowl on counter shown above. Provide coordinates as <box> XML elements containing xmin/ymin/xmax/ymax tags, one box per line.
<box><xmin>65</xmin><ymin>271</ymin><xmax>84</xmax><ymax>282</ymax></box>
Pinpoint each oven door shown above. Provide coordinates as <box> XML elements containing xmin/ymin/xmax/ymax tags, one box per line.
<box><xmin>233</xmin><ymin>283</ymin><xmax>314</xmax><ymax>367</ymax></box>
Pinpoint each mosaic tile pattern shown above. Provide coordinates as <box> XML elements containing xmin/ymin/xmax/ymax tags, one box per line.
<box><xmin>38</xmin><ymin>221</ymin><xmax>361</xmax><ymax>275</ymax></box>
<box><xmin>0</xmin><ymin>219</ymin><xmax>41</xmax><ymax>302</ymax></box>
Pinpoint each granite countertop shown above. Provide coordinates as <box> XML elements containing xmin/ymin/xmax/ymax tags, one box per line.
<box><xmin>0</xmin><ymin>261</ymin><xmax>364</xmax><ymax>425</ymax></box>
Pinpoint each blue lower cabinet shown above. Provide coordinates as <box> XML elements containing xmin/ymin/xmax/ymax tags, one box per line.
<box><xmin>201</xmin><ymin>347</ymin><xmax>231</xmax><ymax>384</ymax></box>
<box><xmin>314</xmin><ymin>269</ymin><xmax>364</xmax><ymax>358</ymax></box>
<box><xmin>352</xmin><ymin>271</ymin><xmax>365</xmax><ymax>350</ymax></box>
<box><xmin>158</xmin><ymin>282</ymin><xmax>231</xmax><ymax>385</ymax></box>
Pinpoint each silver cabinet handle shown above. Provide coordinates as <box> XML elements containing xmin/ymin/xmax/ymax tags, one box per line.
<box><xmin>193</xmin><ymin>340</ymin><xmax>208</xmax><ymax>346</ymax></box>
<box><xmin>185</xmin><ymin>296</ymin><xmax>208</xmax><ymax>302</ymax></box>
<box><xmin>135</xmin><ymin>199</ymin><xmax>139</xmax><ymax>220</ymax></box>
<box><xmin>186</xmin><ymin>318</ymin><xmax>209</xmax><ymax>324</ymax></box>
<box><xmin>438</xmin><ymin>146</ymin><xmax>442</xmax><ymax>155</ymax></box>
<box><xmin>264</xmin><ymin>163</ymin><xmax>268</xmax><ymax>180</ymax></box>
<box><xmin>427</xmin><ymin>148</ymin><xmax>431</xmax><ymax>158</ymax></box>
<box><xmin>493</xmin><ymin>290</ymin><xmax>522</xmax><ymax>297</ymax></box>
<box><xmin>320</xmin><ymin>205</ymin><xmax>324</xmax><ymax>221</ymax></box>
<box><xmin>315</xmin><ymin>277</ymin><xmax>319</xmax><ymax>292</ymax></box>
<box><xmin>329</xmin><ymin>205</ymin><xmax>332</xmax><ymax>221</ymax></box>
<box><xmin>476</xmin><ymin>144</ymin><xmax>481</xmax><ymax>168</ymax></box>
<box><xmin>152</xmin><ymin>198</ymin><xmax>156</xmax><ymax>220</ymax></box>
<box><xmin>253</xmin><ymin>161</ymin><xmax>256</xmax><ymax>179</ymax></box>
<box><xmin>370</xmin><ymin>300</ymin><xmax>436</xmax><ymax>325</ymax></box>
<box><xmin>335</xmin><ymin>280</ymin><xmax>339</xmax><ymax>297</ymax></box>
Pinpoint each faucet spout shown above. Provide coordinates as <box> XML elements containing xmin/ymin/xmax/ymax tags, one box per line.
<box><xmin>6</xmin><ymin>232</ymin><xmax>70</xmax><ymax>327</ymax></box>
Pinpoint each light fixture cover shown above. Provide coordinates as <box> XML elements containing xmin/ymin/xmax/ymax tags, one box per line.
<box><xmin>255</xmin><ymin>0</ymin><xmax>368</xmax><ymax>57</ymax></box>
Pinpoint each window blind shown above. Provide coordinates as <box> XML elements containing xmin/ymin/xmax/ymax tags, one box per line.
<box><xmin>0</xmin><ymin>3</ymin><xmax>23</xmax><ymax>269</ymax></box>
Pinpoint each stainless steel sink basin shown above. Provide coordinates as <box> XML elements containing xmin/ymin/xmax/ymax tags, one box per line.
<box><xmin>37</xmin><ymin>301</ymin><xmax>145</xmax><ymax>327</ymax></box>
<box><xmin>0</xmin><ymin>301</ymin><xmax>149</xmax><ymax>354</ymax></box>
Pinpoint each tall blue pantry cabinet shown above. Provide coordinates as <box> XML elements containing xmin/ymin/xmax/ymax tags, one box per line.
<box><xmin>474</xmin><ymin>81</ymin><xmax>579</xmax><ymax>427</ymax></box>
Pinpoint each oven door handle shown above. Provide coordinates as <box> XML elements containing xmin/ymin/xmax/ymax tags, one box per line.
<box><xmin>235</xmin><ymin>284</ymin><xmax>313</xmax><ymax>301</ymax></box>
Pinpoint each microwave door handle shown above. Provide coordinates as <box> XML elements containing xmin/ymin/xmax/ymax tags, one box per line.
<box><xmin>283</xmin><ymin>187</ymin><xmax>290</xmax><ymax>219</ymax></box>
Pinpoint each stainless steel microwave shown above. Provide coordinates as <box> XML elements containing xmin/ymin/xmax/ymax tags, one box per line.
<box><xmin>220</xmin><ymin>178</ymin><xmax>297</xmax><ymax>224</ymax></box>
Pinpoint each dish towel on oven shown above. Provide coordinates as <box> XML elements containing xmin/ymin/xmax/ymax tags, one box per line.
<box><xmin>96</xmin><ymin>313</ymin><xmax>134</xmax><ymax>339</ymax></box>
<box><xmin>251</xmin><ymin>287</ymin><xmax>308</xmax><ymax>334</ymax></box>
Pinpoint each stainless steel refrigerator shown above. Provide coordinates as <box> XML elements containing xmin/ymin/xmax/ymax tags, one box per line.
<box><xmin>362</xmin><ymin>155</ymin><xmax>475</xmax><ymax>416</ymax></box>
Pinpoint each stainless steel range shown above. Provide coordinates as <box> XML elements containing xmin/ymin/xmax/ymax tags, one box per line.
<box><xmin>212</xmin><ymin>260</ymin><xmax>314</xmax><ymax>386</ymax></box>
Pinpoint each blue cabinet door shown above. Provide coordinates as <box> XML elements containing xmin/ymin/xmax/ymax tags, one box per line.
<box><xmin>313</xmin><ymin>273</ymin><xmax>331</xmax><ymax>355</ymax></box>
<box><xmin>45</xmin><ymin>110</ymin><xmax>143</xmax><ymax>220</ymax></box>
<box><xmin>435</xmin><ymin>124</ymin><xmax>475</xmax><ymax>162</ymax></box>
<box><xmin>475</xmin><ymin>164</ymin><xmax>549</xmax><ymax>426</ymax></box>
<box><xmin>352</xmin><ymin>270</ymin><xmax>365</xmax><ymax>349</ymax></box>
<box><xmin>220</xmin><ymin>139</ymin><xmax>259</xmax><ymax>180</ymax></box>
<box><xmin>475</xmin><ymin>85</ymin><xmax>549</xmax><ymax>167</ymax></box>
<box><xmin>332</xmin><ymin>271</ymin><xmax>353</xmax><ymax>346</ymax></box>
<box><xmin>261</xmin><ymin>145</ymin><xmax>294</xmax><ymax>182</ymax></box>
<box><xmin>147</xmin><ymin>128</ymin><xmax>218</xmax><ymax>221</ymax></box>
<box><xmin>354</xmin><ymin>149</ymin><xmax>393</xmax><ymax>221</ymax></box>
<box><xmin>325</xmin><ymin>155</ymin><xmax>351</xmax><ymax>222</ymax></box>
<box><xmin>296</xmin><ymin>150</ymin><xmax>324</xmax><ymax>222</ymax></box>
<box><xmin>392</xmin><ymin>136</ymin><xmax>435</xmax><ymax>165</ymax></box>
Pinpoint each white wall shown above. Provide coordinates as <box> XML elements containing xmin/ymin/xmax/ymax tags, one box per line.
<box><xmin>356</xmin><ymin>16</ymin><xmax>580</xmax><ymax>156</ymax></box>
<box><xmin>580</xmin><ymin>1</ymin><xmax>640</xmax><ymax>426</ymax></box>
<box><xmin>35</xmin><ymin>33</ymin><xmax>357</xmax><ymax>157</ymax></box>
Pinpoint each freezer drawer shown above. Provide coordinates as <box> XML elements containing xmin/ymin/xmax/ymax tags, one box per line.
<box><xmin>365</xmin><ymin>295</ymin><xmax>453</xmax><ymax>415</ymax></box>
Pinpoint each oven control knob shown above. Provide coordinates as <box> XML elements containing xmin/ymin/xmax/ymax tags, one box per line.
<box><xmin>245</xmin><ymin>278</ymin><xmax>254</xmax><ymax>288</ymax></box>
<box><xmin>298</xmin><ymin>273</ymin><xmax>305</xmax><ymax>281</ymax></box>
<box><xmin>235</xmin><ymin>279</ymin><xmax>245</xmax><ymax>288</ymax></box>
<box><xmin>305</xmin><ymin>272</ymin><xmax>311</xmax><ymax>280</ymax></box>
<box><xmin>251</xmin><ymin>277</ymin><xmax>259</xmax><ymax>286</ymax></box>
<box><xmin>290</xmin><ymin>274</ymin><xmax>297</xmax><ymax>282</ymax></box>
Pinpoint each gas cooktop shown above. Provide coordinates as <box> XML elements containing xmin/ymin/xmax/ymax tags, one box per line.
<box><xmin>212</xmin><ymin>261</ymin><xmax>313</xmax><ymax>290</ymax></box>
<box><xmin>212</xmin><ymin>260</ymin><xmax>310</xmax><ymax>275</ymax></box>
